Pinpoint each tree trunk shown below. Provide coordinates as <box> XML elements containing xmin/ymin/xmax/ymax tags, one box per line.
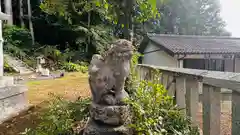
<box><xmin>123</xmin><ymin>0</ymin><xmax>129</xmax><ymax>40</ymax></box>
<box><xmin>27</xmin><ymin>0</ymin><xmax>35</xmax><ymax>45</ymax></box>
<box><xmin>4</xmin><ymin>0</ymin><xmax>13</xmax><ymax>25</ymax></box>
<box><xmin>122</xmin><ymin>0</ymin><xmax>134</xmax><ymax>40</ymax></box>
<box><xmin>19</xmin><ymin>0</ymin><xmax>24</xmax><ymax>27</ymax></box>
<box><xmin>131</xmin><ymin>0</ymin><xmax>136</xmax><ymax>46</ymax></box>
<box><xmin>86</xmin><ymin>11</ymin><xmax>91</xmax><ymax>53</ymax></box>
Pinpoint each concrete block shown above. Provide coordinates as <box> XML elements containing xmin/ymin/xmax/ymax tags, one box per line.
<box><xmin>0</xmin><ymin>85</ymin><xmax>28</xmax><ymax>124</ymax></box>
<box><xmin>0</xmin><ymin>76</ymin><xmax>14</xmax><ymax>87</ymax></box>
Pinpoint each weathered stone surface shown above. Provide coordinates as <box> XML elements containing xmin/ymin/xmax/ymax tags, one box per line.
<box><xmin>0</xmin><ymin>85</ymin><xmax>27</xmax><ymax>99</ymax></box>
<box><xmin>89</xmin><ymin>103</ymin><xmax>131</xmax><ymax>126</ymax></box>
<box><xmin>83</xmin><ymin>119</ymin><xmax>132</xmax><ymax>135</ymax></box>
<box><xmin>83</xmin><ymin>39</ymin><xmax>133</xmax><ymax>135</ymax></box>
<box><xmin>88</xmin><ymin>39</ymin><xmax>133</xmax><ymax>105</ymax></box>
<box><xmin>0</xmin><ymin>85</ymin><xmax>28</xmax><ymax>124</ymax></box>
<box><xmin>0</xmin><ymin>76</ymin><xmax>14</xmax><ymax>87</ymax></box>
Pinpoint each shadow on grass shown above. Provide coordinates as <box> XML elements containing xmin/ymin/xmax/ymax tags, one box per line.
<box><xmin>0</xmin><ymin>102</ymin><xmax>48</xmax><ymax>135</ymax></box>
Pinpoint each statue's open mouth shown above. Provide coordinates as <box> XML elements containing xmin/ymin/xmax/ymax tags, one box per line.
<box><xmin>107</xmin><ymin>85</ymin><xmax>116</xmax><ymax>95</ymax></box>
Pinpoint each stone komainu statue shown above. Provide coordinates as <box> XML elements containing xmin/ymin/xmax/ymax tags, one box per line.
<box><xmin>83</xmin><ymin>39</ymin><xmax>134</xmax><ymax>135</ymax></box>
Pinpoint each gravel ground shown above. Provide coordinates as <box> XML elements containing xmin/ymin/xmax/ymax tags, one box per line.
<box><xmin>198</xmin><ymin>102</ymin><xmax>232</xmax><ymax>135</ymax></box>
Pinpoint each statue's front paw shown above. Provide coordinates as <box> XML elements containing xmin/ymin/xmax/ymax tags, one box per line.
<box><xmin>115</xmin><ymin>90</ymin><xmax>129</xmax><ymax>105</ymax></box>
<box><xmin>100</xmin><ymin>94</ymin><xmax>117</xmax><ymax>105</ymax></box>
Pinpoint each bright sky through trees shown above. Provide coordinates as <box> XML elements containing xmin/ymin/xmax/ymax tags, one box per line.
<box><xmin>220</xmin><ymin>0</ymin><xmax>240</xmax><ymax>37</ymax></box>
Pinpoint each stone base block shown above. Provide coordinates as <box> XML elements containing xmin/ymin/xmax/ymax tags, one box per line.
<box><xmin>0</xmin><ymin>76</ymin><xmax>14</xmax><ymax>88</ymax></box>
<box><xmin>0</xmin><ymin>85</ymin><xmax>28</xmax><ymax>124</ymax></box>
<box><xmin>90</xmin><ymin>103</ymin><xmax>131</xmax><ymax>126</ymax></box>
<box><xmin>83</xmin><ymin>119</ymin><xmax>133</xmax><ymax>135</ymax></box>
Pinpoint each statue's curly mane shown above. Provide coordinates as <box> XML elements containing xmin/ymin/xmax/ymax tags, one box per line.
<box><xmin>103</xmin><ymin>39</ymin><xmax>133</xmax><ymax>59</ymax></box>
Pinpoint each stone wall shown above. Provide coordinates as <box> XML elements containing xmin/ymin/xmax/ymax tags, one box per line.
<box><xmin>0</xmin><ymin>76</ymin><xmax>28</xmax><ymax>124</ymax></box>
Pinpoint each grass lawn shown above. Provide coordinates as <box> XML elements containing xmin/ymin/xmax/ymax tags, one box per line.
<box><xmin>0</xmin><ymin>72</ymin><xmax>90</xmax><ymax>135</ymax></box>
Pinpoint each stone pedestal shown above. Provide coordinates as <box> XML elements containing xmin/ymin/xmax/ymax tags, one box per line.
<box><xmin>0</xmin><ymin>76</ymin><xmax>28</xmax><ymax>124</ymax></box>
<box><xmin>89</xmin><ymin>103</ymin><xmax>131</xmax><ymax>126</ymax></box>
<box><xmin>84</xmin><ymin>119</ymin><xmax>132</xmax><ymax>135</ymax></box>
<box><xmin>83</xmin><ymin>95</ymin><xmax>132</xmax><ymax>135</ymax></box>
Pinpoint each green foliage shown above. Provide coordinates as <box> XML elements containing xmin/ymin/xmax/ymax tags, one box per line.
<box><xmin>39</xmin><ymin>0</ymin><xmax>161</xmax><ymax>40</ymax></box>
<box><xmin>134</xmin><ymin>0</ymin><xmax>161</xmax><ymax>23</ymax></box>
<box><xmin>3</xmin><ymin>25</ymin><xmax>36</xmax><ymax>68</ymax></box>
<box><xmin>89</xmin><ymin>25</ymin><xmax>116</xmax><ymax>54</ymax></box>
<box><xmin>39</xmin><ymin>46</ymin><xmax>88</xmax><ymax>72</ymax></box>
<box><xmin>153</xmin><ymin>0</ymin><xmax>230</xmax><ymax>36</ymax></box>
<box><xmin>4</xmin><ymin>43</ymin><xmax>27</xmax><ymax>59</ymax></box>
<box><xmin>40</xmin><ymin>0</ymin><xmax>108</xmax><ymax>19</ymax></box>
<box><xmin>62</xmin><ymin>62</ymin><xmax>88</xmax><ymax>73</ymax></box>
<box><xmin>41</xmin><ymin>46</ymin><xmax>66</xmax><ymax>65</ymax></box>
<box><xmin>21</xmin><ymin>94</ymin><xmax>91</xmax><ymax>135</ymax></box>
<box><xmin>125</xmin><ymin>71</ymin><xmax>200</xmax><ymax>135</ymax></box>
<box><xmin>71</xmin><ymin>24</ymin><xmax>116</xmax><ymax>56</ymax></box>
<box><xmin>3</xmin><ymin>25</ymin><xmax>32</xmax><ymax>48</ymax></box>
<box><xmin>39</xmin><ymin>0</ymin><xmax>117</xmax><ymax>58</ymax></box>
<box><xmin>3</xmin><ymin>25</ymin><xmax>32</xmax><ymax>59</ymax></box>
<box><xmin>23</xmin><ymin>57</ymin><xmax>37</xmax><ymax>69</ymax></box>
<box><xmin>125</xmin><ymin>52</ymin><xmax>142</xmax><ymax>95</ymax></box>
<box><xmin>4</xmin><ymin>59</ymin><xmax>16</xmax><ymax>73</ymax></box>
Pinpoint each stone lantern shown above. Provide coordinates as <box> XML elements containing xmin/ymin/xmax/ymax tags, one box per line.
<box><xmin>36</xmin><ymin>55</ymin><xmax>46</xmax><ymax>70</ymax></box>
<box><xmin>36</xmin><ymin>55</ymin><xmax>45</xmax><ymax>73</ymax></box>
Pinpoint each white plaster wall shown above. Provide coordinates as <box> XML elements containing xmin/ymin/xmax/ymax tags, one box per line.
<box><xmin>142</xmin><ymin>43</ymin><xmax>178</xmax><ymax>67</ymax></box>
<box><xmin>235</xmin><ymin>59</ymin><xmax>240</xmax><ymax>73</ymax></box>
<box><xmin>224</xmin><ymin>59</ymin><xmax>234</xmax><ymax>72</ymax></box>
<box><xmin>224</xmin><ymin>59</ymin><xmax>240</xmax><ymax>73</ymax></box>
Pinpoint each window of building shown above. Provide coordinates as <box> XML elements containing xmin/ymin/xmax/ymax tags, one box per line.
<box><xmin>183</xmin><ymin>59</ymin><xmax>224</xmax><ymax>71</ymax></box>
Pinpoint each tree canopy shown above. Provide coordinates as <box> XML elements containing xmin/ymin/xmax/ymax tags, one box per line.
<box><xmin>152</xmin><ymin>0</ymin><xmax>230</xmax><ymax>36</ymax></box>
<box><xmin>3</xmin><ymin>0</ymin><xmax>231</xmax><ymax>64</ymax></box>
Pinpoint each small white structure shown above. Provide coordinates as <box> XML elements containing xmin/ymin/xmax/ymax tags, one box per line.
<box><xmin>0</xmin><ymin>7</ymin><xmax>29</xmax><ymax>123</ymax></box>
<box><xmin>41</xmin><ymin>68</ymin><xmax>50</xmax><ymax>76</ymax></box>
<box><xmin>36</xmin><ymin>55</ymin><xmax>50</xmax><ymax>76</ymax></box>
<box><xmin>37</xmin><ymin>55</ymin><xmax>45</xmax><ymax>64</ymax></box>
<box><xmin>36</xmin><ymin>55</ymin><xmax>45</xmax><ymax>73</ymax></box>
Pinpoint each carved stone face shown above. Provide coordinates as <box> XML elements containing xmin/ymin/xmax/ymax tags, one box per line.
<box><xmin>94</xmin><ymin>67</ymin><xmax>116</xmax><ymax>92</ymax></box>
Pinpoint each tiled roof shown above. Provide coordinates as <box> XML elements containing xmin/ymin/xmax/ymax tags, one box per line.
<box><xmin>148</xmin><ymin>34</ymin><xmax>240</xmax><ymax>54</ymax></box>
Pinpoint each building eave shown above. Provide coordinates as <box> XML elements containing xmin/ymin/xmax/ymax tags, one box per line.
<box><xmin>139</xmin><ymin>35</ymin><xmax>175</xmax><ymax>56</ymax></box>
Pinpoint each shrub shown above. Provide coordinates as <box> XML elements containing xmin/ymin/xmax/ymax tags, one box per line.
<box><xmin>4</xmin><ymin>59</ymin><xmax>16</xmax><ymax>73</ymax></box>
<box><xmin>125</xmin><ymin>71</ymin><xmax>200</xmax><ymax>135</ymax></box>
<box><xmin>21</xmin><ymin>93</ymin><xmax>91</xmax><ymax>135</ymax></box>
<box><xmin>23</xmin><ymin>58</ymin><xmax>37</xmax><ymax>69</ymax></box>
<box><xmin>40</xmin><ymin>46</ymin><xmax>89</xmax><ymax>72</ymax></box>
<box><xmin>3</xmin><ymin>25</ymin><xmax>32</xmax><ymax>48</ymax></box>
<box><xmin>3</xmin><ymin>25</ymin><xmax>36</xmax><ymax>68</ymax></box>
<box><xmin>125</xmin><ymin>52</ymin><xmax>142</xmax><ymax>95</ymax></box>
<box><xmin>62</xmin><ymin>62</ymin><xmax>88</xmax><ymax>73</ymax></box>
<box><xmin>42</xmin><ymin>46</ymin><xmax>65</xmax><ymax>62</ymax></box>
